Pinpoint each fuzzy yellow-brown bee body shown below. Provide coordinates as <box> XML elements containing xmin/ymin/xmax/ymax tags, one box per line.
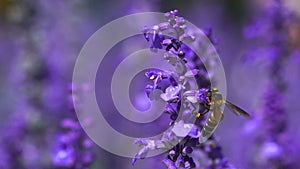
<box><xmin>199</xmin><ymin>88</ymin><xmax>251</xmax><ymax>143</ymax></box>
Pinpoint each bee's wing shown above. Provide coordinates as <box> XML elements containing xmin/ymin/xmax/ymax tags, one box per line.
<box><xmin>225</xmin><ymin>100</ymin><xmax>251</xmax><ymax>118</ymax></box>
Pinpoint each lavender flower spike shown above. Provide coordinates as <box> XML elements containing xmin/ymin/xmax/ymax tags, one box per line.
<box><xmin>133</xmin><ymin>10</ymin><xmax>237</xmax><ymax>169</ymax></box>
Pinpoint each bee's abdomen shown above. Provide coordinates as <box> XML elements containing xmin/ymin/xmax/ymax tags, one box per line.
<box><xmin>199</xmin><ymin>109</ymin><xmax>223</xmax><ymax>143</ymax></box>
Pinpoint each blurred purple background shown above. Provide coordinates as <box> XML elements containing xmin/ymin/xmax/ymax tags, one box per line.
<box><xmin>1</xmin><ymin>0</ymin><xmax>300</xmax><ymax>169</ymax></box>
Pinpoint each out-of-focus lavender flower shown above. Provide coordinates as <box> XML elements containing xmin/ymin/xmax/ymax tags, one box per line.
<box><xmin>0</xmin><ymin>113</ymin><xmax>27</xmax><ymax>169</ymax></box>
<box><xmin>52</xmin><ymin>84</ymin><xmax>95</xmax><ymax>169</ymax></box>
<box><xmin>244</xmin><ymin>0</ymin><xmax>298</xmax><ymax>168</ymax></box>
<box><xmin>53</xmin><ymin>121</ymin><xmax>95</xmax><ymax>168</ymax></box>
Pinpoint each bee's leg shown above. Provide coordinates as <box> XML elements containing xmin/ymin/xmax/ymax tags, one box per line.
<box><xmin>198</xmin><ymin>103</ymin><xmax>210</xmax><ymax>116</ymax></box>
<box><xmin>201</xmin><ymin>108</ymin><xmax>209</xmax><ymax>116</ymax></box>
<box><xmin>196</xmin><ymin>105</ymin><xmax>209</xmax><ymax>118</ymax></box>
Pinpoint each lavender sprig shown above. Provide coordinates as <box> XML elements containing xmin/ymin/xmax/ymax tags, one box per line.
<box><xmin>133</xmin><ymin>10</ymin><xmax>235</xmax><ymax>169</ymax></box>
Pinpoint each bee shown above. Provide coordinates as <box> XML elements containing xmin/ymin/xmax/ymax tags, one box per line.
<box><xmin>198</xmin><ymin>88</ymin><xmax>251</xmax><ymax>143</ymax></box>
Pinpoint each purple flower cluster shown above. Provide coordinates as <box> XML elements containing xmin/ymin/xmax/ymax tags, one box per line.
<box><xmin>133</xmin><ymin>10</ymin><xmax>236</xmax><ymax>169</ymax></box>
